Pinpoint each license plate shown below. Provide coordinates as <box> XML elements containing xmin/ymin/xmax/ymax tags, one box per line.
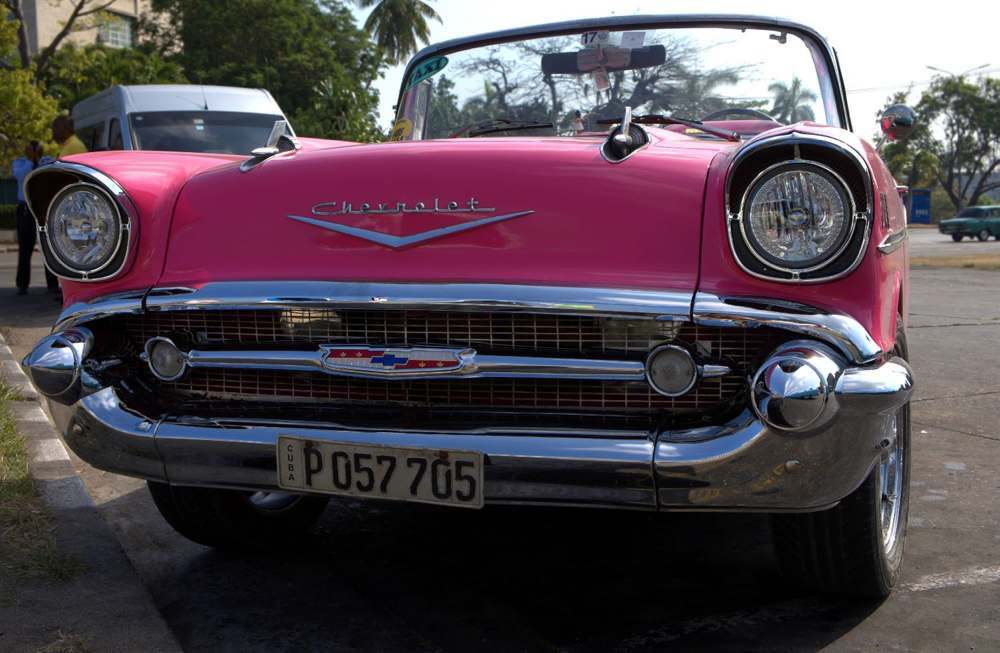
<box><xmin>277</xmin><ymin>437</ymin><xmax>484</xmax><ymax>509</ymax></box>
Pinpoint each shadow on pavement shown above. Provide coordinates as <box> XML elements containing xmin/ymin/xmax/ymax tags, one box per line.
<box><xmin>103</xmin><ymin>487</ymin><xmax>881</xmax><ymax>653</ymax></box>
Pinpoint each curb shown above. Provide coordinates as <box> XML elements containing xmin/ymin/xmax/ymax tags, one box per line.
<box><xmin>0</xmin><ymin>333</ymin><xmax>183</xmax><ymax>653</ymax></box>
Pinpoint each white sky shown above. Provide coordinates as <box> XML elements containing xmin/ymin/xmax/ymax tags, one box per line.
<box><xmin>351</xmin><ymin>0</ymin><xmax>998</xmax><ymax>140</ymax></box>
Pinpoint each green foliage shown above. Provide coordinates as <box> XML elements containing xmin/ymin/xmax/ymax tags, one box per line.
<box><xmin>355</xmin><ymin>0</ymin><xmax>441</xmax><ymax>65</ymax></box>
<box><xmin>910</xmin><ymin>76</ymin><xmax>1000</xmax><ymax>211</ymax></box>
<box><xmin>147</xmin><ymin>0</ymin><xmax>384</xmax><ymax>141</ymax></box>
<box><xmin>39</xmin><ymin>43</ymin><xmax>188</xmax><ymax>111</ymax></box>
<box><xmin>0</xmin><ymin>19</ymin><xmax>59</xmax><ymax>171</ymax></box>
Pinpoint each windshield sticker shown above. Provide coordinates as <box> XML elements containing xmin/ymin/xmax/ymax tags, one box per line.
<box><xmin>581</xmin><ymin>31</ymin><xmax>610</xmax><ymax>48</ymax></box>
<box><xmin>407</xmin><ymin>56</ymin><xmax>448</xmax><ymax>90</ymax></box>
<box><xmin>389</xmin><ymin>117</ymin><xmax>414</xmax><ymax>142</ymax></box>
<box><xmin>621</xmin><ymin>31</ymin><xmax>645</xmax><ymax>48</ymax></box>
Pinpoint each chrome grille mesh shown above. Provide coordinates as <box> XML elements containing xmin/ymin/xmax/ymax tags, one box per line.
<box><xmin>108</xmin><ymin>309</ymin><xmax>788</xmax><ymax>413</ymax></box>
<box><xmin>125</xmin><ymin>309</ymin><xmax>679</xmax><ymax>355</ymax></box>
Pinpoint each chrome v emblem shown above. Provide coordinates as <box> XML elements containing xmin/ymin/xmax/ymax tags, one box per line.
<box><xmin>286</xmin><ymin>210</ymin><xmax>535</xmax><ymax>249</ymax></box>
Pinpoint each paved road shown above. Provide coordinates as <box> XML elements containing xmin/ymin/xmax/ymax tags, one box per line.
<box><xmin>1</xmin><ymin>250</ymin><xmax>998</xmax><ymax>651</ymax></box>
<box><xmin>908</xmin><ymin>226</ymin><xmax>1000</xmax><ymax>257</ymax></box>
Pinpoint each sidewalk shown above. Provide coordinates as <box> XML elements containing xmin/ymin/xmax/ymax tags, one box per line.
<box><xmin>0</xmin><ymin>334</ymin><xmax>181</xmax><ymax>653</ymax></box>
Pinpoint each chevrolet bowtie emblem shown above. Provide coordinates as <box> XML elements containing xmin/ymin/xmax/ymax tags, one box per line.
<box><xmin>287</xmin><ymin>197</ymin><xmax>534</xmax><ymax>249</ymax></box>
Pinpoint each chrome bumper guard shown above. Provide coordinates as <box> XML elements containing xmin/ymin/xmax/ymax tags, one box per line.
<box><xmin>43</xmin><ymin>351</ymin><xmax>912</xmax><ymax>512</ymax></box>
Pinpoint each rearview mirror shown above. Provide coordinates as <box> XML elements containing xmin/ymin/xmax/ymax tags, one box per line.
<box><xmin>542</xmin><ymin>45</ymin><xmax>667</xmax><ymax>75</ymax></box>
<box><xmin>879</xmin><ymin>104</ymin><xmax>917</xmax><ymax>141</ymax></box>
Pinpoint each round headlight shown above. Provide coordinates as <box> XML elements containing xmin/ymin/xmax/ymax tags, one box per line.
<box><xmin>47</xmin><ymin>184</ymin><xmax>122</xmax><ymax>273</ymax></box>
<box><xmin>742</xmin><ymin>163</ymin><xmax>853</xmax><ymax>271</ymax></box>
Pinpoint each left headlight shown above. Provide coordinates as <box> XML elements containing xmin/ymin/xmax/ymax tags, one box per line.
<box><xmin>740</xmin><ymin>162</ymin><xmax>854</xmax><ymax>271</ymax></box>
<box><xmin>46</xmin><ymin>183</ymin><xmax>123</xmax><ymax>274</ymax></box>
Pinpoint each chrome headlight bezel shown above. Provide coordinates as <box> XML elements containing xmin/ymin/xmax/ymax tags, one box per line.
<box><xmin>725</xmin><ymin>134</ymin><xmax>874</xmax><ymax>284</ymax></box>
<box><xmin>28</xmin><ymin>162</ymin><xmax>138</xmax><ymax>283</ymax></box>
<box><xmin>738</xmin><ymin>160</ymin><xmax>857</xmax><ymax>274</ymax></box>
<box><xmin>45</xmin><ymin>182</ymin><xmax>125</xmax><ymax>275</ymax></box>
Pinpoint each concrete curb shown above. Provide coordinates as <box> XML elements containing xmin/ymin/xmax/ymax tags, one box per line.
<box><xmin>0</xmin><ymin>333</ymin><xmax>183</xmax><ymax>653</ymax></box>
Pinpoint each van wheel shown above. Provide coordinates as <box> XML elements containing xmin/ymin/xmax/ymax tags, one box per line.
<box><xmin>951</xmin><ymin>234</ymin><xmax>963</xmax><ymax>242</ymax></box>
<box><xmin>772</xmin><ymin>321</ymin><xmax>910</xmax><ymax>598</ymax></box>
<box><xmin>147</xmin><ymin>482</ymin><xmax>329</xmax><ymax>549</ymax></box>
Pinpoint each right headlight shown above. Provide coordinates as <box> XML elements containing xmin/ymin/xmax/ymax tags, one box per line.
<box><xmin>46</xmin><ymin>183</ymin><xmax>123</xmax><ymax>274</ymax></box>
<box><xmin>740</xmin><ymin>162</ymin><xmax>854</xmax><ymax>272</ymax></box>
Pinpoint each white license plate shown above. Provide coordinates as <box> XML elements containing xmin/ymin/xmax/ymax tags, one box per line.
<box><xmin>277</xmin><ymin>437</ymin><xmax>484</xmax><ymax>509</ymax></box>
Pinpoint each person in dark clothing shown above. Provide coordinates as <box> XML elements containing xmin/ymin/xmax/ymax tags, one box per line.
<box><xmin>12</xmin><ymin>140</ymin><xmax>58</xmax><ymax>295</ymax></box>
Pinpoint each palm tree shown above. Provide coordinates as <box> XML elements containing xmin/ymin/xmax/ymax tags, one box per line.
<box><xmin>768</xmin><ymin>77</ymin><xmax>817</xmax><ymax>123</ymax></box>
<box><xmin>355</xmin><ymin>0</ymin><xmax>441</xmax><ymax>65</ymax></box>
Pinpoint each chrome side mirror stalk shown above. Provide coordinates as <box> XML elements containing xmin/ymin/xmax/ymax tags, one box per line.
<box><xmin>242</xmin><ymin>119</ymin><xmax>300</xmax><ymax>172</ymax></box>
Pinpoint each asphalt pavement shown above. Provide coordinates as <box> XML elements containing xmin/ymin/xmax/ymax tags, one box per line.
<box><xmin>0</xmin><ymin>233</ymin><xmax>998</xmax><ymax>652</ymax></box>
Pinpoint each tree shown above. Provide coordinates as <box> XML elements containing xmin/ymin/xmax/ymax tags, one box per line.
<box><xmin>39</xmin><ymin>43</ymin><xmax>187</xmax><ymax>111</ymax></box>
<box><xmin>2</xmin><ymin>0</ymin><xmax>117</xmax><ymax>79</ymax></box>
<box><xmin>0</xmin><ymin>17</ymin><xmax>59</xmax><ymax>170</ymax></box>
<box><xmin>147</xmin><ymin>0</ymin><xmax>384</xmax><ymax>141</ymax></box>
<box><xmin>768</xmin><ymin>77</ymin><xmax>817</xmax><ymax>123</ymax></box>
<box><xmin>879</xmin><ymin>90</ymin><xmax>937</xmax><ymax>189</ymax></box>
<box><xmin>355</xmin><ymin>0</ymin><xmax>440</xmax><ymax>65</ymax></box>
<box><xmin>915</xmin><ymin>75</ymin><xmax>1000</xmax><ymax>211</ymax></box>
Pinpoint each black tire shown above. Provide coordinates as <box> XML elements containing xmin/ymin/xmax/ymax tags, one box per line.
<box><xmin>147</xmin><ymin>482</ymin><xmax>329</xmax><ymax>549</ymax></box>
<box><xmin>772</xmin><ymin>321</ymin><xmax>910</xmax><ymax>598</ymax></box>
<box><xmin>951</xmin><ymin>233</ymin><xmax>963</xmax><ymax>242</ymax></box>
<box><xmin>978</xmin><ymin>229</ymin><xmax>990</xmax><ymax>242</ymax></box>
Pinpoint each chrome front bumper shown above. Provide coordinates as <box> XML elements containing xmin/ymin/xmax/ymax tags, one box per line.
<box><xmin>46</xmin><ymin>352</ymin><xmax>912</xmax><ymax>512</ymax></box>
<box><xmin>29</xmin><ymin>284</ymin><xmax>913</xmax><ymax>512</ymax></box>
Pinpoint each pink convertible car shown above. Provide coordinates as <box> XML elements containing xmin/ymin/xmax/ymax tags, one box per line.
<box><xmin>23</xmin><ymin>15</ymin><xmax>915</xmax><ymax>597</ymax></box>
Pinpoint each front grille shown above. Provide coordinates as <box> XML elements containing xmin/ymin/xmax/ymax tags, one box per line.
<box><xmin>120</xmin><ymin>309</ymin><xmax>678</xmax><ymax>355</ymax></box>
<box><xmin>91</xmin><ymin>309</ymin><xmax>790</xmax><ymax>415</ymax></box>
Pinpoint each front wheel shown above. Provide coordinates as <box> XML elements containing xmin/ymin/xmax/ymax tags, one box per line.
<box><xmin>951</xmin><ymin>233</ymin><xmax>963</xmax><ymax>242</ymax></box>
<box><xmin>772</xmin><ymin>324</ymin><xmax>910</xmax><ymax>598</ymax></box>
<box><xmin>147</xmin><ymin>482</ymin><xmax>330</xmax><ymax>549</ymax></box>
<box><xmin>978</xmin><ymin>229</ymin><xmax>990</xmax><ymax>242</ymax></box>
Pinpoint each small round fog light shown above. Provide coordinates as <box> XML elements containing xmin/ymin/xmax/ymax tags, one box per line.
<box><xmin>646</xmin><ymin>345</ymin><xmax>698</xmax><ymax>397</ymax></box>
<box><xmin>145</xmin><ymin>337</ymin><xmax>187</xmax><ymax>381</ymax></box>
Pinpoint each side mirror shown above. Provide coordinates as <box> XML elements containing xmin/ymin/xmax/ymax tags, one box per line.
<box><xmin>880</xmin><ymin>104</ymin><xmax>917</xmax><ymax>141</ymax></box>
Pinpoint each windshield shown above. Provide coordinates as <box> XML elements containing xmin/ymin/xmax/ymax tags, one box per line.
<box><xmin>392</xmin><ymin>25</ymin><xmax>839</xmax><ymax>141</ymax></box>
<box><xmin>957</xmin><ymin>208</ymin><xmax>987</xmax><ymax>217</ymax></box>
<box><xmin>129</xmin><ymin>111</ymin><xmax>284</xmax><ymax>154</ymax></box>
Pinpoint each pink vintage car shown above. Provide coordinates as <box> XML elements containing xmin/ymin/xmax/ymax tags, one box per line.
<box><xmin>22</xmin><ymin>15</ymin><xmax>914</xmax><ymax>597</ymax></box>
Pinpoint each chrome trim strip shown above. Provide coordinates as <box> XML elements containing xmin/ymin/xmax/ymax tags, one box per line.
<box><xmin>877</xmin><ymin>228</ymin><xmax>908</xmax><ymax>255</ymax></box>
<box><xmin>161</xmin><ymin>343</ymin><xmax>648</xmax><ymax>382</ymax></box>
<box><xmin>143</xmin><ymin>282</ymin><xmax>694</xmax><ymax>320</ymax></box>
<box><xmin>692</xmin><ymin>293</ymin><xmax>882</xmax><ymax>364</ymax></box>
<box><xmin>286</xmin><ymin>210</ymin><xmax>536</xmax><ymax>249</ymax></box>
<box><xmin>55</xmin><ymin>290</ymin><xmax>146</xmax><ymax>330</ymax></box>
<box><xmin>25</xmin><ymin>160</ymin><xmax>140</xmax><ymax>283</ymax></box>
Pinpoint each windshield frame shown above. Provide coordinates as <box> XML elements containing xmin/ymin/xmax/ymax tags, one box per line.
<box><xmin>397</xmin><ymin>14</ymin><xmax>851</xmax><ymax>133</ymax></box>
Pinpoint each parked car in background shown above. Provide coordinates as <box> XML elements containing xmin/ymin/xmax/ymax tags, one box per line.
<box><xmin>71</xmin><ymin>84</ymin><xmax>292</xmax><ymax>155</ymax></box>
<box><xmin>24</xmin><ymin>15</ymin><xmax>914</xmax><ymax>600</ymax></box>
<box><xmin>938</xmin><ymin>205</ymin><xmax>1000</xmax><ymax>242</ymax></box>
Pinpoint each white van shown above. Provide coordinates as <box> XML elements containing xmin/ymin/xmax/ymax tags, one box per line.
<box><xmin>71</xmin><ymin>85</ymin><xmax>293</xmax><ymax>155</ymax></box>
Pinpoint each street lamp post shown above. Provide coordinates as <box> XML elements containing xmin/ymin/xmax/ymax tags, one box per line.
<box><xmin>925</xmin><ymin>63</ymin><xmax>990</xmax><ymax>78</ymax></box>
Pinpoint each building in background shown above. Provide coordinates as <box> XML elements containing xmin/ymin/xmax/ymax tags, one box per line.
<box><xmin>19</xmin><ymin>0</ymin><xmax>151</xmax><ymax>54</ymax></box>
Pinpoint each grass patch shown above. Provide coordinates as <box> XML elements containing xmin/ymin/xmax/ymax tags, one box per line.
<box><xmin>911</xmin><ymin>254</ymin><xmax>1000</xmax><ymax>271</ymax></box>
<box><xmin>0</xmin><ymin>381</ymin><xmax>84</xmax><ymax>588</ymax></box>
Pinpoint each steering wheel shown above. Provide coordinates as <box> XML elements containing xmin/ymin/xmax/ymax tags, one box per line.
<box><xmin>702</xmin><ymin>108</ymin><xmax>779</xmax><ymax>122</ymax></box>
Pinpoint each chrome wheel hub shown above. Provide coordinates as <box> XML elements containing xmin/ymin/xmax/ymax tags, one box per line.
<box><xmin>879</xmin><ymin>413</ymin><xmax>904</xmax><ymax>553</ymax></box>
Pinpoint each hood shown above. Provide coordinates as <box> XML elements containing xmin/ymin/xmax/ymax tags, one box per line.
<box><xmin>158</xmin><ymin>136</ymin><xmax>724</xmax><ymax>291</ymax></box>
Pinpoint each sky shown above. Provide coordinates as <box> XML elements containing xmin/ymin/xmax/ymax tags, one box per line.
<box><xmin>351</xmin><ymin>0</ymin><xmax>998</xmax><ymax>140</ymax></box>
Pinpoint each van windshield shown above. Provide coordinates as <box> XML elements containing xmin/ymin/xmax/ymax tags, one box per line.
<box><xmin>129</xmin><ymin>111</ymin><xmax>283</xmax><ymax>154</ymax></box>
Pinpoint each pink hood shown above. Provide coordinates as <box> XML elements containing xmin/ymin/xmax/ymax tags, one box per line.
<box><xmin>157</xmin><ymin>134</ymin><xmax>726</xmax><ymax>291</ymax></box>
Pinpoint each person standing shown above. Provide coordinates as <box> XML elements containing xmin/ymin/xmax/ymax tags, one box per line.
<box><xmin>12</xmin><ymin>141</ymin><xmax>59</xmax><ymax>295</ymax></box>
<box><xmin>52</xmin><ymin>115</ymin><xmax>87</xmax><ymax>157</ymax></box>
